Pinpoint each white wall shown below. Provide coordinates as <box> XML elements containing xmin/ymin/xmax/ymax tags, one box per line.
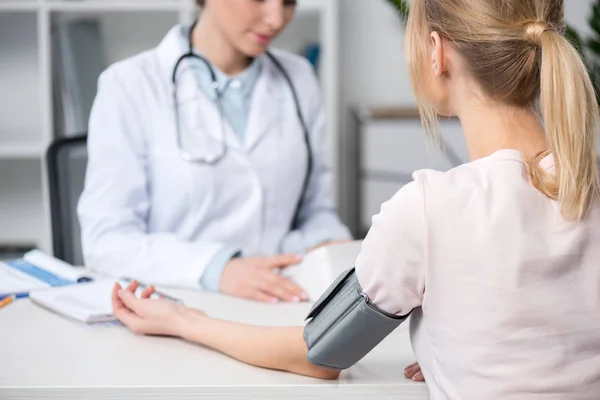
<box><xmin>565</xmin><ymin>0</ymin><xmax>597</xmax><ymax>39</ymax></box>
<box><xmin>338</xmin><ymin>0</ymin><xmax>597</xmax><ymax>230</ymax></box>
<box><xmin>340</xmin><ymin>0</ymin><xmax>413</xmax><ymax>107</ymax></box>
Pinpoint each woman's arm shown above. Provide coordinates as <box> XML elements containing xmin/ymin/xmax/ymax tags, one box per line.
<box><xmin>112</xmin><ymin>282</ymin><xmax>340</xmax><ymax>380</ymax></box>
<box><xmin>182</xmin><ymin>314</ymin><xmax>339</xmax><ymax>379</ymax></box>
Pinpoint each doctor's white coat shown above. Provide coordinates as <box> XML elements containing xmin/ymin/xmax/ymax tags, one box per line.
<box><xmin>77</xmin><ymin>26</ymin><xmax>350</xmax><ymax>288</ymax></box>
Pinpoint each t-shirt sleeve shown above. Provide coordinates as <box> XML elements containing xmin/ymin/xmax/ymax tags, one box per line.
<box><xmin>355</xmin><ymin>178</ymin><xmax>426</xmax><ymax>316</ymax></box>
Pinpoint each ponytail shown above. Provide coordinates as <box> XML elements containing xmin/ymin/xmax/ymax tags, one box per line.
<box><xmin>531</xmin><ymin>24</ymin><xmax>600</xmax><ymax>220</ymax></box>
<box><xmin>405</xmin><ymin>2</ymin><xmax>599</xmax><ymax>220</ymax></box>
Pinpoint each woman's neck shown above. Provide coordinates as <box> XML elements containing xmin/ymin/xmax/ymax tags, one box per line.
<box><xmin>455</xmin><ymin>98</ymin><xmax>548</xmax><ymax>162</ymax></box>
<box><xmin>191</xmin><ymin>16</ymin><xmax>253</xmax><ymax>76</ymax></box>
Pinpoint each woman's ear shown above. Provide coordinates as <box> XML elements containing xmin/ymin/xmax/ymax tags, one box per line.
<box><xmin>430</xmin><ymin>31</ymin><xmax>446</xmax><ymax>78</ymax></box>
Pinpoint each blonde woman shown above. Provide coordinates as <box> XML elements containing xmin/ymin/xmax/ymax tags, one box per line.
<box><xmin>111</xmin><ymin>0</ymin><xmax>600</xmax><ymax>397</ymax></box>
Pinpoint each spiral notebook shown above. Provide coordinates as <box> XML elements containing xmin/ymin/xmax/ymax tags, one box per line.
<box><xmin>282</xmin><ymin>241</ymin><xmax>363</xmax><ymax>301</ymax></box>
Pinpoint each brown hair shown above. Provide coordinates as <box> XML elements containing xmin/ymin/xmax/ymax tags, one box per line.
<box><xmin>406</xmin><ymin>0</ymin><xmax>600</xmax><ymax>220</ymax></box>
<box><xmin>196</xmin><ymin>0</ymin><xmax>205</xmax><ymax>6</ymax></box>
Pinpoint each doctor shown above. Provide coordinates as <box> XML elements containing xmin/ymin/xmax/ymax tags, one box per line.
<box><xmin>78</xmin><ymin>0</ymin><xmax>351</xmax><ymax>303</ymax></box>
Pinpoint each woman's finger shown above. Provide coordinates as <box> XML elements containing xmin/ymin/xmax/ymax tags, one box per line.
<box><xmin>113</xmin><ymin>284</ymin><xmax>145</xmax><ymax>329</ymax></box>
<box><xmin>141</xmin><ymin>285</ymin><xmax>156</xmax><ymax>299</ymax></box>
<box><xmin>112</xmin><ymin>282</ymin><xmax>122</xmax><ymax>302</ymax></box>
<box><xmin>126</xmin><ymin>281</ymin><xmax>140</xmax><ymax>294</ymax></box>
<box><xmin>112</xmin><ymin>283</ymin><xmax>125</xmax><ymax>313</ymax></box>
<box><xmin>118</xmin><ymin>289</ymin><xmax>145</xmax><ymax>313</ymax></box>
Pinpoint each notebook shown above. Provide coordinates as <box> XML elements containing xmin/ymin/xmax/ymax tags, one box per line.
<box><xmin>282</xmin><ymin>240</ymin><xmax>363</xmax><ymax>301</ymax></box>
<box><xmin>30</xmin><ymin>279</ymin><xmax>182</xmax><ymax>325</ymax></box>
<box><xmin>30</xmin><ymin>280</ymin><xmax>118</xmax><ymax>324</ymax></box>
<box><xmin>0</xmin><ymin>250</ymin><xmax>92</xmax><ymax>299</ymax></box>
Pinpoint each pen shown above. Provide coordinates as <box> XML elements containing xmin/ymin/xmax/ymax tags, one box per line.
<box><xmin>0</xmin><ymin>295</ymin><xmax>15</xmax><ymax>309</ymax></box>
<box><xmin>121</xmin><ymin>278</ymin><xmax>183</xmax><ymax>303</ymax></box>
<box><xmin>0</xmin><ymin>292</ymin><xmax>29</xmax><ymax>302</ymax></box>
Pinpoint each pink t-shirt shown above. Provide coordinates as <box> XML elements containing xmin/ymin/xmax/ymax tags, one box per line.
<box><xmin>356</xmin><ymin>149</ymin><xmax>600</xmax><ymax>399</ymax></box>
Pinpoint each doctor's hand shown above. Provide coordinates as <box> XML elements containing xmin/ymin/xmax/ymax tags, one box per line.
<box><xmin>220</xmin><ymin>255</ymin><xmax>308</xmax><ymax>304</ymax></box>
<box><xmin>404</xmin><ymin>362</ymin><xmax>425</xmax><ymax>382</ymax></box>
<box><xmin>112</xmin><ymin>281</ymin><xmax>201</xmax><ymax>337</ymax></box>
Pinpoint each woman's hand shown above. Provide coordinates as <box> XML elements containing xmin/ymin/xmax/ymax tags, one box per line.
<box><xmin>112</xmin><ymin>281</ymin><xmax>338</xmax><ymax>380</ymax></box>
<box><xmin>219</xmin><ymin>255</ymin><xmax>308</xmax><ymax>303</ymax></box>
<box><xmin>404</xmin><ymin>361</ymin><xmax>425</xmax><ymax>382</ymax></box>
<box><xmin>111</xmin><ymin>281</ymin><xmax>199</xmax><ymax>337</ymax></box>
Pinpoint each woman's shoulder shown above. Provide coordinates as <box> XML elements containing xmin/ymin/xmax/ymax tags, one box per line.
<box><xmin>413</xmin><ymin>149</ymin><xmax>527</xmax><ymax>188</ymax></box>
<box><xmin>411</xmin><ymin>149</ymin><xmax>535</xmax><ymax>217</ymax></box>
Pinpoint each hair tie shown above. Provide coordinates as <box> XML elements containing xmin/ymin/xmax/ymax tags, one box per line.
<box><xmin>524</xmin><ymin>21</ymin><xmax>553</xmax><ymax>46</ymax></box>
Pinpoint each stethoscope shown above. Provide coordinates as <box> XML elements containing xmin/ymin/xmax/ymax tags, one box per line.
<box><xmin>171</xmin><ymin>20</ymin><xmax>313</xmax><ymax>229</ymax></box>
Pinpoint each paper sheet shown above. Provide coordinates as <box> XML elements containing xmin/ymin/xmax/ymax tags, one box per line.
<box><xmin>0</xmin><ymin>266</ymin><xmax>49</xmax><ymax>294</ymax></box>
<box><xmin>282</xmin><ymin>241</ymin><xmax>363</xmax><ymax>301</ymax></box>
<box><xmin>30</xmin><ymin>280</ymin><xmax>119</xmax><ymax>324</ymax></box>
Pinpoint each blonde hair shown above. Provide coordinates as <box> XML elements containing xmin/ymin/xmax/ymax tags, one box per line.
<box><xmin>406</xmin><ymin>0</ymin><xmax>600</xmax><ymax>220</ymax></box>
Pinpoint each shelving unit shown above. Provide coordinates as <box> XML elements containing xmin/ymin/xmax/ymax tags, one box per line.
<box><xmin>353</xmin><ymin>108</ymin><xmax>469</xmax><ymax>235</ymax></box>
<box><xmin>0</xmin><ymin>2</ymin><xmax>38</xmax><ymax>12</ymax></box>
<box><xmin>0</xmin><ymin>0</ymin><xmax>340</xmax><ymax>256</ymax></box>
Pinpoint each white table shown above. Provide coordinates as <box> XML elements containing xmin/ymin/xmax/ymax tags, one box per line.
<box><xmin>0</xmin><ymin>287</ymin><xmax>429</xmax><ymax>400</ymax></box>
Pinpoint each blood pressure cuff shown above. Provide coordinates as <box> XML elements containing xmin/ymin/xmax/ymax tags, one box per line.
<box><xmin>303</xmin><ymin>267</ymin><xmax>409</xmax><ymax>370</ymax></box>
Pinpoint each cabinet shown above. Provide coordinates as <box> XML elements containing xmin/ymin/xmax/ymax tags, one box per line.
<box><xmin>354</xmin><ymin>107</ymin><xmax>469</xmax><ymax>234</ymax></box>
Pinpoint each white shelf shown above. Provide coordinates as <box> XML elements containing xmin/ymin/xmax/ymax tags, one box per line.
<box><xmin>0</xmin><ymin>159</ymin><xmax>47</xmax><ymax>249</ymax></box>
<box><xmin>273</xmin><ymin>10</ymin><xmax>320</xmax><ymax>59</ymax></box>
<box><xmin>187</xmin><ymin>0</ymin><xmax>329</xmax><ymax>13</ymax></box>
<box><xmin>0</xmin><ymin>2</ymin><xmax>38</xmax><ymax>12</ymax></box>
<box><xmin>48</xmin><ymin>1</ymin><xmax>183</xmax><ymax>13</ymax></box>
<box><xmin>0</xmin><ymin>12</ymin><xmax>43</xmax><ymax>146</ymax></box>
<box><xmin>295</xmin><ymin>0</ymin><xmax>332</xmax><ymax>13</ymax></box>
<box><xmin>0</xmin><ymin>143</ymin><xmax>45</xmax><ymax>159</ymax></box>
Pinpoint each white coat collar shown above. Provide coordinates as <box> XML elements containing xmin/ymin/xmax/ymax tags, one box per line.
<box><xmin>156</xmin><ymin>25</ymin><xmax>284</xmax><ymax>152</ymax></box>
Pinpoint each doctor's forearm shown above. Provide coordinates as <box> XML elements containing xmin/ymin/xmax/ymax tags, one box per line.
<box><xmin>84</xmin><ymin>231</ymin><xmax>233</xmax><ymax>287</ymax></box>
<box><xmin>179</xmin><ymin>313</ymin><xmax>340</xmax><ymax>379</ymax></box>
